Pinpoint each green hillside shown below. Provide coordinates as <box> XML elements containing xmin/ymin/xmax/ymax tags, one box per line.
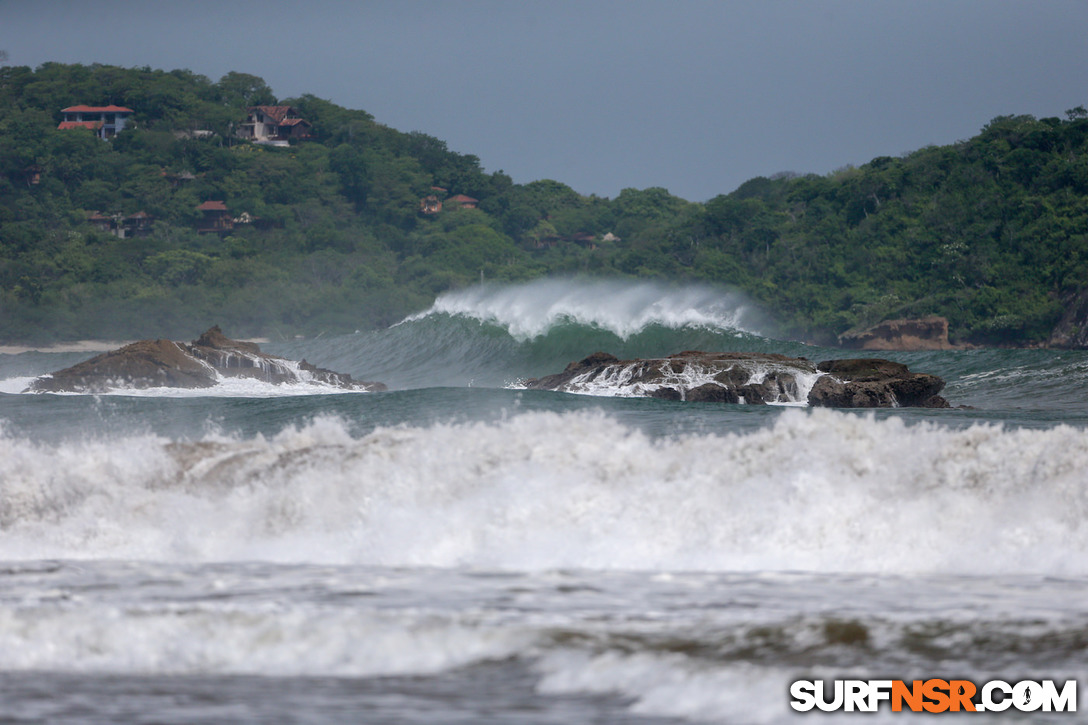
<box><xmin>2</xmin><ymin>62</ymin><xmax>1087</xmax><ymax>346</ymax></box>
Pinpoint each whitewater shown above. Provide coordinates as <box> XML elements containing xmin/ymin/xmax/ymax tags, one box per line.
<box><xmin>1</xmin><ymin>279</ymin><xmax>1086</xmax><ymax>724</ymax></box>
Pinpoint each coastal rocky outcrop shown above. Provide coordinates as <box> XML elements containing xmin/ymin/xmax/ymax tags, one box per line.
<box><xmin>525</xmin><ymin>351</ymin><xmax>948</xmax><ymax>408</ymax></box>
<box><xmin>26</xmin><ymin>326</ymin><xmax>386</xmax><ymax>393</ymax></box>
<box><xmin>806</xmin><ymin>358</ymin><xmax>948</xmax><ymax>408</ymax></box>
<box><xmin>838</xmin><ymin>316</ymin><xmax>954</xmax><ymax>351</ymax></box>
<box><xmin>1048</xmin><ymin>288</ymin><xmax>1088</xmax><ymax>348</ymax></box>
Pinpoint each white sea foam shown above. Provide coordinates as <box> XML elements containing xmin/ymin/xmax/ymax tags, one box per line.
<box><xmin>1</xmin><ymin>409</ymin><xmax>1086</xmax><ymax>574</ymax></box>
<box><xmin>76</xmin><ymin>375</ymin><xmax>367</xmax><ymax>397</ymax></box>
<box><xmin>0</xmin><ymin>377</ymin><xmax>39</xmax><ymax>395</ymax></box>
<box><xmin>536</xmin><ymin>651</ymin><xmax>795</xmax><ymax>723</ymax></box>
<box><xmin>402</xmin><ymin>278</ymin><xmax>761</xmax><ymax>340</ymax></box>
<box><xmin>0</xmin><ymin>602</ymin><xmax>530</xmax><ymax>677</ymax></box>
<box><xmin>561</xmin><ymin>359</ymin><xmax>725</xmax><ymax>397</ymax></box>
<box><xmin>4</xmin><ymin>366</ymin><xmax>370</xmax><ymax>397</ymax></box>
<box><xmin>549</xmin><ymin>358</ymin><xmax>825</xmax><ymax>405</ymax></box>
<box><xmin>535</xmin><ymin>651</ymin><xmax>1053</xmax><ymax>724</ymax></box>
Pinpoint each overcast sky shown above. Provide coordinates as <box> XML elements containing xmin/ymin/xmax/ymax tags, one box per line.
<box><xmin>3</xmin><ymin>0</ymin><xmax>1088</xmax><ymax>201</ymax></box>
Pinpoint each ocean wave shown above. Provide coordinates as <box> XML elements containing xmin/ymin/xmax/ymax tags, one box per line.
<box><xmin>265</xmin><ymin>278</ymin><xmax>787</xmax><ymax>390</ymax></box>
<box><xmin>1</xmin><ymin>410</ymin><xmax>1085</xmax><ymax>574</ymax></box>
<box><xmin>0</xmin><ymin>597</ymin><xmax>530</xmax><ymax>677</ymax></box>
<box><xmin>0</xmin><ymin>562</ymin><xmax>1081</xmax><ymax>724</ymax></box>
<box><xmin>401</xmin><ymin>278</ymin><xmax>764</xmax><ymax>341</ymax></box>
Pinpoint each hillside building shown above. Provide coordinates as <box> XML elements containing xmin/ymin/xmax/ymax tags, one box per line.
<box><xmin>196</xmin><ymin>200</ymin><xmax>233</xmax><ymax>234</ymax></box>
<box><xmin>58</xmin><ymin>105</ymin><xmax>134</xmax><ymax>139</ymax></box>
<box><xmin>237</xmin><ymin>106</ymin><xmax>313</xmax><ymax>146</ymax></box>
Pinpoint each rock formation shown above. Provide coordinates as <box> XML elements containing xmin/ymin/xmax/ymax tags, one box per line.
<box><xmin>838</xmin><ymin>316</ymin><xmax>954</xmax><ymax>351</ymax></box>
<box><xmin>525</xmin><ymin>351</ymin><xmax>948</xmax><ymax>408</ymax></box>
<box><xmin>26</xmin><ymin>326</ymin><xmax>386</xmax><ymax>393</ymax></box>
<box><xmin>806</xmin><ymin>358</ymin><xmax>947</xmax><ymax>408</ymax></box>
<box><xmin>1048</xmin><ymin>289</ymin><xmax>1088</xmax><ymax>348</ymax></box>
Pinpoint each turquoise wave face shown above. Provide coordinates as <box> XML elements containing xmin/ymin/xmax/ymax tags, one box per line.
<box><xmin>285</xmin><ymin>315</ymin><xmax>794</xmax><ymax>391</ymax></box>
<box><xmin>267</xmin><ymin>278</ymin><xmax>819</xmax><ymax>390</ymax></box>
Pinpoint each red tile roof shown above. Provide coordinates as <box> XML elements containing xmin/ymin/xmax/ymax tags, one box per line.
<box><xmin>197</xmin><ymin>200</ymin><xmax>229</xmax><ymax>211</ymax></box>
<box><xmin>448</xmin><ymin>194</ymin><xmax>479</xmax><ymax>203</ymax></box>
<box><xmin>58</xmin><ymin>121</ymin><xmax>104</xmax><ymax>130</ymax></box>
<box><xmin>62</xmin><ymin>105</ymin><xmax>134</xmax><ymax>113</ymax></box>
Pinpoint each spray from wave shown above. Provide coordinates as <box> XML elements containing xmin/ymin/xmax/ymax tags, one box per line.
<box><xmin>401</xmin><ymin>278</ymin><xmax>766</xmax><ymax>341</ymax></box>
<box><xmin>2</xmin><ymin>409</ymin><xmax>1086</xmax><ymax>574</ymax></box>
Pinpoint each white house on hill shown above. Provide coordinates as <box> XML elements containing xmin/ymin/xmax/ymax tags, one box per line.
<box><xmin>58</xmin><ymin>105</ymin><xmax>133</xmax><ymax>139</ymax></box>
<box><xmin>236</xmin><ymin>106</ymin><xmax>313</xmax><ymax>146</ymax></box>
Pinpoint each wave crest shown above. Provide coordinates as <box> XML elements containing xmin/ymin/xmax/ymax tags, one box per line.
<box><xmin>402</xmin><ymin>278</ymin><xmax>763</xmax><ymax>341</ymax></box>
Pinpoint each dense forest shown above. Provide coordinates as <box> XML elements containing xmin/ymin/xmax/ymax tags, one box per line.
<box><xmin>2</xmin><ymin>62</ymin><xmax>1088</xmax><ymax>346</ymax></box>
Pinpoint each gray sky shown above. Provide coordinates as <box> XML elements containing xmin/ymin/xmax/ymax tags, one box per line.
<box><xmin>3</xmin><ymin>0</ymin><xmax>1088</xmax><ymax>201</ymax></box>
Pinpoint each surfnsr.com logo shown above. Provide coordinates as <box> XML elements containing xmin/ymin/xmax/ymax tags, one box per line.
<box><xmin>790</xmin><ymin>679</ymin><xmax>1078</xmax><ymax>713</ymax></box>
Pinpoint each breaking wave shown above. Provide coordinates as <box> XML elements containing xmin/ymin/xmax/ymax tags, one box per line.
<box><xmin>2</xmin><ymin>409</ymin><xmax>1086</xmax><ymax>574</ymax></box>
<box><xmin>402</xmin><ymin>278</ymin><xmax>765</xmax><ymax>341</ymax></box>
<box><xmin>256</xmin><ymin>278</ymin><xmax>791</xmax><ymax>390</ymax></box>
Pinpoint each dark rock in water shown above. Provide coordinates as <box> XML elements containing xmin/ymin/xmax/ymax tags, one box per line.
<box><xmin>525</xmin><ymin>350</ymin><xmax>948</xmax><ymax>408</ymax></box>
<box><xmin>685</xmin><ymin>383</ymin><xmax>739</xmax><ymax>404</ymax></box>
<box><xmin>806</xmin><ymin>358</ymin><xmax>946</xmax><ymax>408</ymax></box>
<box><xmin>194</xmin><ymin>325</ymin><xmax>262</xmax><ymax>355</ymax></box>
<box><xmin>648</xmin><ymin>386</ymin><xmax>683</xmax><ymax>401</ymax></box>
<box><xmin>27</xmin><ymin>338</ymin><xmax>219</xmax><ymax>392</ymax></box>
<box><xmin>808</xmin><ymin>358</ymin><xmax>947</xmax><ymax>407</ymax></box>
<box><xmin>26</xmin><ymin>326</ymin><xmax>386</xmax><ymax>393</ymax></box>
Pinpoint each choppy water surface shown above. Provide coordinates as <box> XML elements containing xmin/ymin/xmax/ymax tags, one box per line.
<box><xmin>1</xmin><ymin>279</ymin><xmax>1086</xmax><ymax>723</ymax></box>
